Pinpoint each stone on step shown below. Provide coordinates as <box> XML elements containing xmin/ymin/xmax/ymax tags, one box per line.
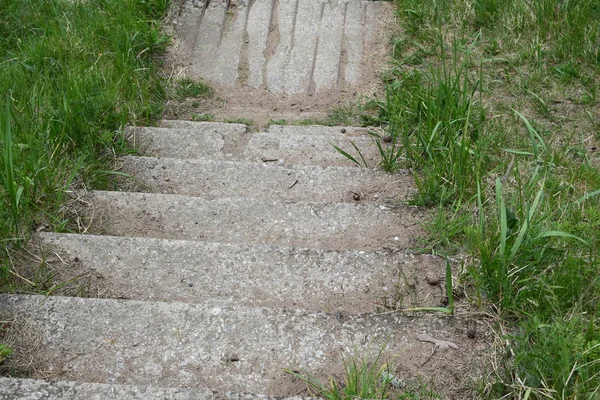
<box><xmin>0</xmin><ymin>377</ymin><xmax>311</xmax><ymax>400</ymax></box>
<box><xmin>119</xmin><ymin>156</ymin><xmax>413</xmax><ymax>203</ymax></box>
<box><xmin>0</xmin><ymin>295</ymin><xmax>483</xmax><ymax>396</ymax></box>
<box><xmin>80</xmin><ymin>191</ymin><xmax>421</xmax><ymax>250</ymax></box>
<box><xmin>36</xmin><ymin>233</ymin><xmax>447</xmax><ymax>313</ymax></box>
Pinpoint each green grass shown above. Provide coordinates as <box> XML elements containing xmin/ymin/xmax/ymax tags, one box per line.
<box><xmin>362</xmin><ymin>0</ymin><xmax>600</xmax><ymax>397</ymax></box>
<box><xmin>0</xmin><ymin>344</ymin><xmax>12</xmax><ymax>364</ymax></box>
<box><xmin>172</xmin><ymin>78</ymin><xmax>212</xmax><ymax>100</ymax></box>
<box><xmin>191</xmin><ymin>113</ymin><xmax>215</xmax><ymax>122</ymax></box>
<box><xmin>0</xmin><ymin>0</ymin><xmax>170</xmax><ymax>290</ymax></box>
<box><xmin>225</xmin><ymin>117</ymin><xmax>254</xmax><ymax>126</ymax></box>
<box><xmin>286</xmin><ymin>348</ymin><xmax>442</xmax><ymax>400</ymax></box>
<box><xmin>293</xmin><ymin>104</ymin><xmax>384</xmax><ymax>128</ymax></box>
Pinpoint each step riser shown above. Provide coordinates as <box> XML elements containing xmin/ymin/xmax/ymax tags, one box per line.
<box><xmin>0</xmin><ymin>295</ymin><xmax>472</xmax><ymax>396</ymax></box>
<box><xmin>119</xmin><ymin>156</ymin><xmax>412</xmax><ymax>203</ymax></box>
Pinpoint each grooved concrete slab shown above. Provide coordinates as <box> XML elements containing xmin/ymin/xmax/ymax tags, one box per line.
<box><xmin>119</xmin><ymin>155</ymin><xmax>413</xmax><ymax>203</ymax></box>
<box><xmin>174</xmin><ymin>0</ymin><xmax>392</xmax><ymax>94</ymax></box>
<box><xmin>0</xmin><ymin>377</ymin><xmax>310</xmax><ymax>400</ymax></box>
<box><xmin>129</xmin><ymin>125</ymin><xmax>382</xmax><ymax>167</ymax></box>
<box><xmin>0</xmin><ymin>295</ymin><xmax>483</xmax><ymax>396</ymax></box>
<box><xmin>37</xmin><ymin>233</ymin><xmax>448</xmax><ymax>313</ymax></box>
<box><xmin>82</xmin><ymin>191</ymin><xmax>421</xmax><ymax>250</ymax></box>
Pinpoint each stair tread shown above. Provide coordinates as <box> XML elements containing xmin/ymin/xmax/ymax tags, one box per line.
<box><xmin>0</xmin><ymin>294</ymin><xmax>483</xmax><ymax>396</ymax></box>
<box><xmin>119</xmin><ymin>155</ymin><xmax>413</xmax><ymax>203</ymax></box>
<box><xmin>128</xmin><ymin>125</ymin><xmax>382</xmax><ymax>167</ymax></box>
<box><xmin>37</xmin><ymin>232</ymin><xmax>446</xmax><ymax>313</ymax></box>
<box><xmin>79</xmin><ymin>190</ymin><xmax>422</xmax><ymax>250</ymax></box>
<box><xmin>0</xmin><ymin>377</ymin><xmax>310</xmax><ymax>400</ymax></box>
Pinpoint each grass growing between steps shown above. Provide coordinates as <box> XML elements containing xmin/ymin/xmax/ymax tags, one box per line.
<box><xmin>0</xmin><ymin>0</ymin><xmax>170</xmax><ymax>291</ymax></box>
<box><xmin>287</xmin><ymin>349</ymin><xmax>442</xmax><ymax>400</ymax></box>
<box><xmin>366</xmin><ymin>0</ymin><xmax>600</xmax><ymax>397</ymax></box>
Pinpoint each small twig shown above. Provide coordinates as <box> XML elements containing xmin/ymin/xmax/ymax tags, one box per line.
<box><xmin>420</xmin><ymin>346</ymin><xmax>437</xmax><ymax>367</ymax></box>
<box><xmin>9</xmin><ymin>269</ymin><xmax>36</xmax><ymax>286</ymax></box>
<box><xmin>261</xmin><ymin>157</ymin><xmax>279</xmax><ymax>162</ymax></box>
<box><xmin>503</xmin><ymin>156</ymin><xmax>515</xmax><ymax>182</ymax></box>
<box><xmin>288</xmin><ymin>179</ymin><xmax>298</xmax><ymax>189</ymax></box>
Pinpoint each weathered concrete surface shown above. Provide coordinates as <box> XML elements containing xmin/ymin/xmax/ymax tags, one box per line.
<box><xmin>127</xmin><ymin>123</ymin><xmax>250</xmax><ymax>161</ymax></box>
<box><xmin>242</xmin><ymin>131</ymin><xmax>380</xmax><ymax>167</ymax></box>
<box><xmin>173</xmin><ymin>0</ymin><xmax>392</xmax><ymax>95</ymax></box>
<box><xmin>37</xmin><ymin>233</ymin><xmax>448</xmax><ymax>313</ymax></box>
<box><xmin>162</xmin><ymin>120</ymin><xmax>372</xmax><ymax>136</ymax></box>
<box><xmin>0</xmin><ymin>295</ymin><xmax>487</xmax><ymax>396</ymax></box>
<box><xmin>81</xmin><ymin>191</ymin><xmax>422</xmax><ymax>250</ymax></box>
<box><xmin>0</xmin><ymin>377</ymin><xmax>313</xmax><ymax>400</ymax></box>
<box><xmin>119</xmin><ymin>155</ymin><xmax>413</xmax><ymax>203</ymax></box>
<box><xmin>128</xmin><ymin>124</ymin><xmax>383</xmax><ymax>167</ymax></box>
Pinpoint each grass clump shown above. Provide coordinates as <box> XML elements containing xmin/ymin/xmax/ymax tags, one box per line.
<box><xmin>0</xmin><ymin>0</ymin><xmax>170</xmax><ymax>290</ymax></box>
<box><xmin>362</xmin><ymin>0</ymin><xmax>600</xmax><ymax>397</ymax></box>
<box><xmin>0</xmin><ymin>344</ymin><xmax>12</xmax><ymax>364</ymax></box>
<box><xmin>286</xmin><ymin>349</ymin><xmax>441</xmax><ymax>400</ymax></box>
<box><xmin>191</xmin><ymin>113</ymin><xmax>215</xmax><ymax>122</ymax></box>
<box><xmin>172</xmin><ymin>77</ymin><xmax>212</xmax><ymax>100</ymax></box>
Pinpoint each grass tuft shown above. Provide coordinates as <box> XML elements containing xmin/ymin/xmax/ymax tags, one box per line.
<box><xmin>286</xmin><ymin>348</ymin><xmax>442</xmax><ymax>400</ymax></box>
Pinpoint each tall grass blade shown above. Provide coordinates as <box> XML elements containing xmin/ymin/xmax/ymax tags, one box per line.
<box><xmin>349</xmin><ymin>140</ymin><xmax>369</xmax><ymax>168</ymax></box>
<box><xmin>476</xmin><ymin>179</ymin><xmax>484</xmax><ymax>233</ymax></box>
<box><xmin>575</xmin><ymin>189</ymin><xmax>600</xmax><ymax>205</ymax></box>
<box><xmin>514</xmin><ymin>110</ymin><xmax>546</xmax><ymax>160</ymax></box>
<box><xmin>509</xmin><ymin>186</ymin><xmax>544</xmax><ymax>263</ymax></box>
<box><xmin>332</xmin><ymin>143</ymin><xmax>361</xmax><ymax>167</ymax></box>
<box><xmin>445</xmin><ymin>259</ymin><xmax>454</xmax><ymax>315</ymax></box>
<box><xmin>537</xmin><ymin>231</ymin><xmax>588</xmax><ymax>246</ymax></box>
<box><xmin>1</xmin><ymin>100</ymin><xmax>22</xmax><ymax>238</ymax></box>
<box><xmin>496</xmin><ymin>178</ymin><xmax>507</xmax><ymax>258</ymax></box>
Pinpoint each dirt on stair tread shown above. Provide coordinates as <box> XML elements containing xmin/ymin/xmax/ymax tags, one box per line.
<box><xmin>0</xmin><ymin>377</ymin><xmax>315</xmax><ymax>400</ymax></box>
<box><xmin>117</xmin><ymin>155</ymin><xmax>415</xmax><ymax>203</ymax></box>
<box><xmin>74</xmin><ymin>190</ymin><xmax>424</xmax><ymax>251</ymax></box>
<box><xmin>0</xmin><ymin>294</ymin><xmax>492</xmax><ymax>398</ymax></box>
<box><xmin>33</xmin><ymin>232</ymin><xmax>449</xmax><ymax>314</ymax></box>
<box><xmin>127</xmin><ymin>125</ymin><xmax>383</xmax><ymax>167</ymax></box>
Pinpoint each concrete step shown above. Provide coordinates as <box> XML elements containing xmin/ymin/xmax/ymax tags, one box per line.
<box><xmin>128</xmin><ymin>123</ymin><xmax>383</xmax><ymax>167</ymax></box>
<box><xmin>0</xmin><ymin>295</ymin><xmax>481</xmax><ymax>396</ymax></box>
<box><xmin>161</xmin><ymin>120</ymin><xmax>372</xmax><ymax>137</ymax></box>
<box><xmin>79</xmin><ymin>191</ymin><xmax>422</xmax><ymax>250</ymax></box>
<box><xmin>0</xmin><ymin>377</ymin><xmax>309</xmax><ymax>400</ymax></box>
<box><xmin>118</xmin><ymin>155</ymin><xmax>413</xmax><ymax>203</ymax></box>
<box><xmin>174</xmin><ymin>0</ymin><xmax>392</xmax><ymax>94</ymax></box>
<box><xmin>37</xmin><ymin>233</ymin><xmax>447</xmax><ymax>313</ymax></box>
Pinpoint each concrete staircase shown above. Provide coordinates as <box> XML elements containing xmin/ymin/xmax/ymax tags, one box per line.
<box><xmin>1</xmin><ymin>0</ymin><xmax>487</xmax><ymax>397</ymax></box>
<box><xmin>0</xmin><ymin>121</ymin><xmax>483</xmax><ymax>399</ymax></box>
